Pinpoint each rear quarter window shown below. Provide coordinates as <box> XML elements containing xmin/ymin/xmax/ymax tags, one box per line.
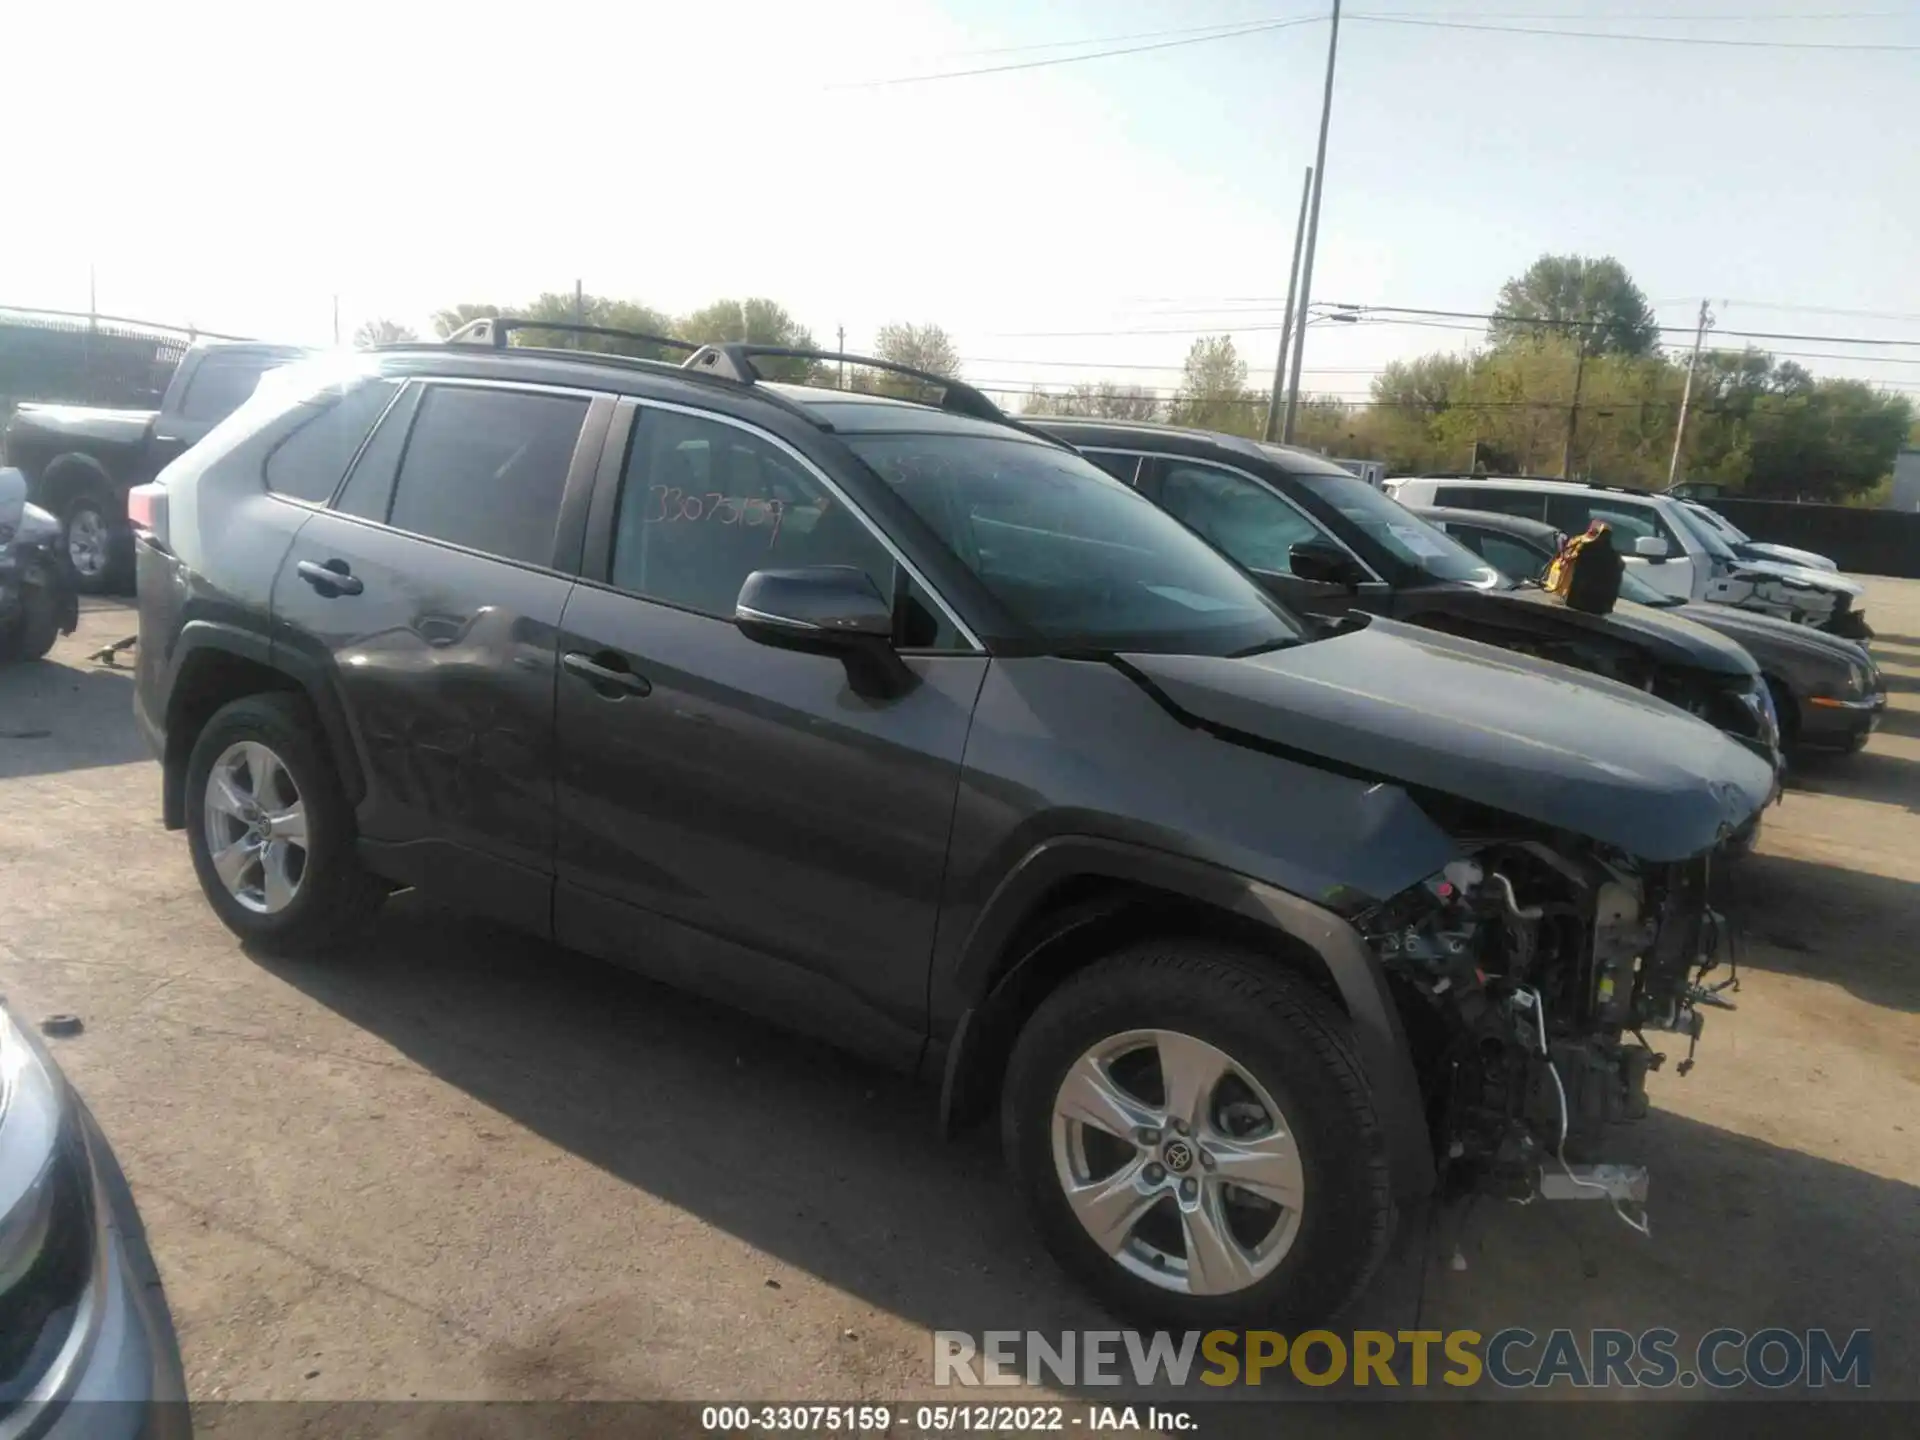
<box><xmin>264</xmin><ymin>378</ymin><xmax>401</xmax><ymax>503</ymax></box>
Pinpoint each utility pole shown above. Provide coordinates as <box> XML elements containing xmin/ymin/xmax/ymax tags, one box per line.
<box><xmin>837</xmin><ymin>325</ymin><xmax>847</xmax><ymax>390</ymax></box>
<box><xmin>1282</xmin><ymin>0</ymin><xmax>1342</xmax><ymax>444</ymax></box>
<box><xmin>331</xmin><ymin>294</ymin><xmax>340</xmax><ymax>346</ymax></box>
<box><xmin>574</xmin><ymin>278</ymin><xmax>585</xmax><ymax>348</ymax></box>
<box><xmin>1263</xmin><ymin>167</ymin><xmax>1313</xmax><ymax>442</ymax></box>
<box><xmin>1666</xmin><ymin>300</ymin><xmax>1714</xmax><ymax>487</ymax></box>
<box><xmin>1560</xmin><ymin>318</ymin><xmax>1590</xmax><ymax>479</ymax></box>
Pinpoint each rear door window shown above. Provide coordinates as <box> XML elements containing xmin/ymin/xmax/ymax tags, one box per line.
<box><xmin>1454</xmin><ymin>525</ymin><xmax>1554</xmax><ymax>580</ymax></box>
<box><xmin>1150</xmin><ymin>460</ymin><xmax>1333</xmax><ymax>575</ymax></box>
<box><xmin>383</xmin><ymin>385</ymin><xmax>589</xmax><ymax>567</ymax></box>
<box><xmin>1435</xmin><ymin>485</ymin><xmax>1547</xmax><ymax>520</ymax></box>
<box><xmin>264</xmin><ymin>378</ymin><xmax>401</xmax><ymax>503</ymax></box>
<box><xmin>1082</xmin><ymin>450</ymin><xmax>1142</xmax><ymax>487</ymax></box>
<box><xmin>1546</xmin><ymin>494</ymin><xmax>1679</xmax><ymax>552</ymax></box>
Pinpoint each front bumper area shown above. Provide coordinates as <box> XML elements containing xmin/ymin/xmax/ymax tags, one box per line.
<box><xmin>4</xmin><ymin>1104</ymin><xmax>189</xmax><ymax>1440</ymax></box>
<box><xmin>1801</xmin><ymin>688</ymin><xmax>1887</xmax><ymax>750</ymax></box>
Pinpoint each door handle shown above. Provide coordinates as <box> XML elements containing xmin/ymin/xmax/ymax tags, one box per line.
<box><xmin>297</xmin><ymin>559</ymin><xmax>364</xmax><ymax>596</ymax></box>
<box><xmin>563</xmin><ymin>651</ymin><xmax>651</xmax><ymax>697</ymax></box>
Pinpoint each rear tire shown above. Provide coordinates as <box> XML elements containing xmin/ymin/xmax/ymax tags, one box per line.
<box><xmin>1002</xmin><ymin>941</ymin><xmax>1393</xmax><ymax>1330</ymax></box>
<box><xmin>60</xmin><ymin>487</ymin><xmax>131</xmax><ymax>595</ymax></box>
<box><xmin>184</xmin><ymin>693</ymin><xmax>385</xmax><ymax>953</ymax></box>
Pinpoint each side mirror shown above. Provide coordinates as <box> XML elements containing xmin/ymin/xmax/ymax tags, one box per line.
<box><xmin>1632</xmin><ymin>535</ymin><xmax>1670</xmax><ymax>561</ymax></box>
<box><xmin>1289</xmin><ymin>539</ymin><xmax>1365</xmax><ymax>589</ymax></box>
<box><xmin>736</xmin><ymin>566</ymin><xmax>893</xmax><ymax>648</ymax></box>
<box><xmin>735</xmin><ymin>566</ymin><xmax>911</xmax><ymax>696</ymax></box>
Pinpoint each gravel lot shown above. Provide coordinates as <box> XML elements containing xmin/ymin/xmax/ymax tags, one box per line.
<box><xmin>1</xmin><ymin>587</ymin><xmax>1915</xmax><ymax>1403</ymax></box>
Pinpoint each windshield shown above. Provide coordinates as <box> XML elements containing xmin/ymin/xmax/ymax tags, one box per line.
<box><xmin>1688</xmin><ymin>503</ymin><xmax>1750</xmax><ymax>543</ymax></box>
<box><xmin>1291</xmin><ymin>473</ymin><xmax>1500</xmax><ymax>586</ymax></box>
<box><xmin>1617</xmin><ymin>566</ymin><xmax>1676</xmax><ymax>606</ymax></box>
<box><xmin>1667</xmin><ymin>501</ymin><xmax>1740</xmax><ymax>563</ymax></box>
<box><xmin>846</xmin><ymin>433</ymin><xmax>1308</xmax><ymax>655</ymax></box>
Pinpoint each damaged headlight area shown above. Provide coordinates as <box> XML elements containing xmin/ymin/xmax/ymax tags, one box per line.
<box><xmin>0</xmin><ymin>1007</ymin><xmax>96</xmax><ymax>1410</ymax></box>
<box><xmin>1357</xmin><ymin>840</ymin><xmax>1739</xmax><ymax>1235</ymax></box>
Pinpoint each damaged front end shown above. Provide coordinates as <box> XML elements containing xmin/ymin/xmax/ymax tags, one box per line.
<box><xmin>1355</xmin><ymin>837</ymin><xmax>1739</xmax><ymax>1233</ymax></box>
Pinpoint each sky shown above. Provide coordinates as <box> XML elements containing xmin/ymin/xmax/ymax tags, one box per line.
<box><xmin>4</xmin><ymin>1</ymin><xmax>1917</xmax><ymax>409</ymax></box>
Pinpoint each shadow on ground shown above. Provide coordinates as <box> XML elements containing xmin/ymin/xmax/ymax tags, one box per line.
<box><xmin>1786</xmin><ymin>746</ymin><xmax>1920</xmax><ymax>816</ymax></box>
<box><xmin>0</xmin><ymin>660</ymin><xmax>145</xmax><ymax>779</ymax></box>
<box><xmin>1870</xmin><ymin>706</ymin><xmax>1920</xmax><ymax>742</ymax></box>
<box><xmin>1720</xmin><ymin>850</ymin><xmax>1919</xmax><ymax>1013</ymax></box>
<box><xmin>249</xmin><ymin>895</ymin><xmax>1919</xmax><ymax>1399</ymax></box>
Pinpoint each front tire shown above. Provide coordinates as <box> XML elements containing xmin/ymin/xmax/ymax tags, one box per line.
<box><xmin>1002</xmin><ymin>942</ymin><xmax>1392</xmax><ymax>1330</ymax></box>
<box><xmin>184</xmin><ymin>693</ymin><xmax>385</xmax><ymax>953</ymax></box>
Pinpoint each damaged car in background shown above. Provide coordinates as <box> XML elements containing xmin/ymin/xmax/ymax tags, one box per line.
<box><xmin>0</xmin><ymin>466</ymin><xmax>77</xmax><ymax>663</ymax></box>
<box><xmin>130</xmin><ymin>337</ymin><xmax>1776</xmax><ymax>1329</ymax></box>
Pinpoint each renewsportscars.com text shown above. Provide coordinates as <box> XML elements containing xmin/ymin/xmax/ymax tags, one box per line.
<box><xmin>933</xmin><ymin>1327</ymin><xmax>1872</xmax><ymax>1390</ymax></box>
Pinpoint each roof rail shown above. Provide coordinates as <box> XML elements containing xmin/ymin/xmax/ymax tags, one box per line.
<box><xmin>444</xmin><ymin>316</ymin><xmax>698</xmax><ymax>354</ymax></box>
<box><xmin>682</xmin><ymin>344</ymin><xmax>1007</xmax><ymax>423</ymax></box>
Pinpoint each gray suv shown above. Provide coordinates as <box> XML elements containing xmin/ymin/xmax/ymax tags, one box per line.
<box><xmin>129</xmin><ymin>325</ymin><xmax>1774</xmax><ymax>1327</ymax></box>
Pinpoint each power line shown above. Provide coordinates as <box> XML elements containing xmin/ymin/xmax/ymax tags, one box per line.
<box><xmin>1349</xmin><ymin>12</ymin><xmax>1920</xmax><ymax>49</ymax></box>
<box><xmin>831</xmin><ymin>15</ymin><xmax>1320</xmax><ymax>88</ymax></box>
<box><xmin>1346</xmin><ymin>303</ymin><xmax>1920</xmax><ymax>348</ymax></box>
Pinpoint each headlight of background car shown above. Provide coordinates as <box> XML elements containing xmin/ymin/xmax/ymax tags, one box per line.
<box><xmin>0</xmin><ymin>1008</ymin><xmax>94</xmax><ymax>1407</ymax></box>
<box><xmin>1846</xmin><ymin>661</ymin><xmax>1868</xmax><ymax>696</ymax></box>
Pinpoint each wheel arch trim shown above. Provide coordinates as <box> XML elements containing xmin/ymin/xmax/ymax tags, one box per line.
<box><xmin>938</xmin><ymin>837</ymin><xmax>1436</xmax><ymax>1202</ymax></box>
<box><xmin>159</xmin><ymin>621</ymin><xmax>366</xmax><ymax>828</ymax></box>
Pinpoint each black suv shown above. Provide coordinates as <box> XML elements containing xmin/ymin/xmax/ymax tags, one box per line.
<box><xmin>1029</xmin><ymin>419</ymin><xmax>1783</xmax><ymax>785</ymax></box>
<box><xmin>132</xmin><ymin>327</ymin><xmax>1773</xmax><ymax>1327</ymax></box>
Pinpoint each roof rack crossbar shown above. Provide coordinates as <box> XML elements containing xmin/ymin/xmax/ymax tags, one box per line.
<box><xmin>444</xmin><ymin>317</ymin><xmax>699</xmax><ymax>354</ymax></box>
<box><xmin>682</xmin><ymin>344</ymin><xmax>1007</xmax><ymax>423</ymax></box>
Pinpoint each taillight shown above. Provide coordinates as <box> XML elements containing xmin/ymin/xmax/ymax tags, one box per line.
<box><xmin>127</xmin><ymin>482</ymin><xmax>169</xmax><ymax>545</ymax></box>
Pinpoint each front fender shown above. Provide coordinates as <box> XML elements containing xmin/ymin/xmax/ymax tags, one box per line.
<box><xmin>938</xmin><ymin>837</ymin><xmax>1436</xmax><ymax>1203</ymax></box>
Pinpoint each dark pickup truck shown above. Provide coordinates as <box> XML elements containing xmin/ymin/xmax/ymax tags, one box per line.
<box><xmin>1</xmin><ymin>340</ymin><xmax>307</xmax><ymax>591</ymax></box>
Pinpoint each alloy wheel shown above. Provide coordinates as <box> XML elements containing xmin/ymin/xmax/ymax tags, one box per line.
<box><xmin>203</xmin><ymin>741</ymin><xmax>309</xmax><ymax>914</ymax></box>
<box><xmin>1050</xmin><ymin>1027</ymin><xmax>1304</xmax><ymax>1295</ymax></box>
<box><xmin>67</xmin><ymin>507</ymin><xmax>109</xmax><ymax>579</ymax></box>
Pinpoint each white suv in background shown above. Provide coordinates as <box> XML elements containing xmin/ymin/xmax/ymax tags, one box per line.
<box><xmin>1384</xmin><ymin>476</ymin><xmax>1869</xmax><ymax>639</ymax></box>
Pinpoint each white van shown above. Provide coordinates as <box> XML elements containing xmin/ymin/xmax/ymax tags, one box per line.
<box><xmin>1385</xmin><ymin>476</ymin><xmax>1869</xmax><ymax>638</ymax></box>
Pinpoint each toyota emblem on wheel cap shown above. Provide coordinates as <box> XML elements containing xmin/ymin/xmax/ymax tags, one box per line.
<box><xmin>1162</xmin><ymin>1140</ymin><xmax>1195</xmax><ymax>1173</ymax></box>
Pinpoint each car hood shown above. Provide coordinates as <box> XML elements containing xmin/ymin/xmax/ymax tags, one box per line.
<box><xmin>1673</xmin><ymin>599</ymin><xmax>1870</xmax><ymax>667</ymax></box>
<box><xmin>1123</xmin><ymin>616</ymin><xmax>1774</xmax><ymax>862</ymax></box>
<box><xmin>1738</xmin><ymin>540</ymin><xmax>1836</xmax><ymax>572</ymax></box>
<box><xmin>1728</xmin><ymin>555</ymin><xmax>1864</xmax><ymax>596</ymax></box>
<box><xmin>1482</xmin><ymin>584</ymin><xmax>1757</xmax><ymax>678</ymax></box>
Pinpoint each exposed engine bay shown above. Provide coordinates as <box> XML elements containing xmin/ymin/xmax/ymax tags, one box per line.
<box><xmin>1357</xmin><ymin>840</ymin><xmax>1739</xmax><ymax>1233</ymax></box>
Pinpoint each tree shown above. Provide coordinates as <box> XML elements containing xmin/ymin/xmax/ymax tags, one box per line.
<box><xmin>1168</xmin><ymin>335</ymin><xmax>1261</xmax><ymax>435</ymax></box>
<box><xmin>518</xmin><ymin>291</ymin><xmax>681</xmax><ymax>361</ymax></box>
<box><xmin>855</xmin><ymin>322</ymin><xmax>963</xmax><ymax>399</ymax></box>
<box><xmin>353</xmin><ymin>317</ymin><xmax>418</xmax><ymax>347</ymax></box>
<box><xmin>1024</xmin><ymin>381</ymin><xmax>1161</xmax><ymax>421</ymax></box>
<box><xmin>678</xmin><ymin>298</ymin><xmax>827</xmax><ymax>382</ymax></box>
<box><xmin>1489</xmin><ymin>255</ymin><xmax>1659</xmax><ymax>358</ymax></box>
<box><xmin>872</xmin><ymin>322</ymin><xmax>960</xmax><ymax>376</ymax></box>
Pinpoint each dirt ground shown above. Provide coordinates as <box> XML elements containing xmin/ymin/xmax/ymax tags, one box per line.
<box><xmin>1</xmin><ymin>586</ymin><xmax>1914</xmax><ymax>1404</ymax></box>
